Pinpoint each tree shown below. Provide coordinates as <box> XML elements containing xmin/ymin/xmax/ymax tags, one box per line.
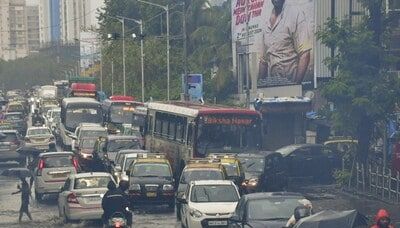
<box><xmin>317</xmin><ymin>0</ymin><xmax>400</xmax><ymax>163</ymax></box>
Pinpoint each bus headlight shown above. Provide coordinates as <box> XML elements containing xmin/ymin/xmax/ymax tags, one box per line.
<box><xmin>129</xmin><ymin>184</ymin><xmax>141</xmax><ymax>191</ymax></box>
<box><xmin>162</xmin><ymin>184</ymin><xmax>174</xmax><ymax>191</ymax></box>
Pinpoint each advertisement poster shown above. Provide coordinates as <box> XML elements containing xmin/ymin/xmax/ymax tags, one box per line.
<box><xmin>232</xmin><ymin>0</ymin><xmax>314</xmax><ymax>88</ymax></box>
<box><xmin>79</xmin><ymin>31</ymin><xmax>101</xmax><ymax>77</ymax></box>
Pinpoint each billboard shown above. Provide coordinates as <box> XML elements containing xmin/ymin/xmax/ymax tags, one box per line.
<box><xmin>79</xmin><ymin>31</ymin><xmax>101</xmax><ymax>77</ymax></box>
<box><xmin>182</xmin><ymin>74</ymin><xmax>204</xmax><ymax>102</ymax></box>
<box><xmin>232</xmin><ymin>0</ymin><xmax>314</xmax><ymax>89</ymax></box>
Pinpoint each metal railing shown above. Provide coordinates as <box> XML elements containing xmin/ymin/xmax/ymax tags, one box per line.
<box><xmin>355</xmin><ymin>163</ymin><xmax>400</xmax><ymax>203</ymax></box>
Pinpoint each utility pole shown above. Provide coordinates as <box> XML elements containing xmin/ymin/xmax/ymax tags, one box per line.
<box><xmin>111</xmin><ymin>60</ymin><xmax>114</xmax><ymax>95</ymax></box>
<box><xmin>183</xmin><ymin>1</ymin><xmax>188</xmax><ymax>101</ymax></box>
<box><xmin>100</xmin><ymin>42</ymin><xmax>103</xmax><ymax>91</ymax></box>
<box><xmin>245</xmin><ymin>0</ymin><xmax>250</xmax><ymax>108</ymax></box>
<box><xmin>138</xmin><ymin>0</ymin><xmax>170</xmax><ymax>101</ymax></box>
<box><xmin>122</xmin><ymin>18</ymin><xmax>126</xmax><ymax>95</ymax></box>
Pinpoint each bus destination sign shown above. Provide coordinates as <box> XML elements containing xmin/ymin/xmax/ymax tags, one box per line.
<box><xmin>201</xmin><ymin>115</ymin><xmax>254</xmax><ymax>125</ymax></box>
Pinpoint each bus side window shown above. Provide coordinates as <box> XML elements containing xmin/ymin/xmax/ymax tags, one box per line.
<box><xmin>155</xmin><ymin>113</ymin><xmax>162</xmax><ymax>136</ymax></box>
<box><xmin>169</xmin><ymin>115</ymin><xmax>176</xmax><ymax>140</ymax></box>
<box><xmin>162</xmin><ymin>114</ymin><xmax>169</xmax><ymax>138</ymax></box>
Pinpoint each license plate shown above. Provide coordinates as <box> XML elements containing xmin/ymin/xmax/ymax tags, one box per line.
<box><xmin>208</xmin><ymin>221</ymin><xmax>227</xmax><ymax>226</ymax></box>
<box><xmin>52</xmin><ymin>173</ymin><xmax>67</xmax><ymax>178</ymax></box>
<box><xmin>146</xmin><ymin>192</ymin><xmax>157</xmax><ymax>197</ymax></box>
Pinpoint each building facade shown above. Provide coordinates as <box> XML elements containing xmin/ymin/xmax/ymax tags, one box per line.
<box><xmin>26</xmin><ymin>3</ymin><xmax>40</xmax><ymax>52</ymax></box>
<box><xmin>60</xmin><ymin>0</ymin><xmax>104</xmax><ymax>44</ymax></box>
<box><xmin>0</xmin><ymin>0</ymin><xmax>29</xmax><ymax>61</ymax></box>
<box><xmin>39</xmin><ymin>0</ymin><xmax>60</xmax><ymax>45</ymax></box>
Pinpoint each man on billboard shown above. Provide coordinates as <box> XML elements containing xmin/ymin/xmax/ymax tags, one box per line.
<box><xmin>259</xmin><ymin>0</ymin><xmax>312</xmax><ymax>84</ymax></box>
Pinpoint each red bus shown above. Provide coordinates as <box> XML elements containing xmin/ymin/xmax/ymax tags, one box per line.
<box><xmin>69</xmin><ymin>83</ymin><xmax>97</xmax><ymax>98</ymax></box>
<box><xmin>145</xmin><ymin>101</ymin><xmax>262</xmax><ymax>176</ymax></box>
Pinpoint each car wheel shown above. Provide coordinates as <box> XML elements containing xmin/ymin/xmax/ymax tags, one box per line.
<box><xmin>63</xmin><ymin>208</ymin><xmax>70</xmax><ymax>224</ymax></box>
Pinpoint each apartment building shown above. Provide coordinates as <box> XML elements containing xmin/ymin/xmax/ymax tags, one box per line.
<box><xmin>0</xmin><ymin>0</ymin><xmax>29</xmax><ymax>61</ymax></box>
<box><xmin>39</xmin><ymin>0</ymin><xmax>60</xmax><ymax>45</ymax></box>
<box><xmin>26</xmin><ymin>2</ymin><xmax>40</xmax><ymax>52</ymax></box>
<box><xmin>60</xmin><ymin>0</ymin><xmax>104</xmax><ymax>44</ymax></box>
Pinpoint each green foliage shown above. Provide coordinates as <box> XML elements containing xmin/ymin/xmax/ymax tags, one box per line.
<box><xmin>333</xmin><ymin>169</ymin><xmax>352</xmax><ymax>187</ymax></box>
<box><xmin>316</xmin><ymin>1</ymin><xmax>400</xmax><ymax>162</ymax></box>
<box><xmin>98</xmin><ymin>0</ymin><xmax>234</xmax><ymax>102</ymax></box>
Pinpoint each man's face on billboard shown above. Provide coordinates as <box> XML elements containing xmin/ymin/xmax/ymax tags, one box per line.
<box><xmin>271</xmin><ymin>0</ymin><xmax>285</xmax><ymax>10</ymax></box>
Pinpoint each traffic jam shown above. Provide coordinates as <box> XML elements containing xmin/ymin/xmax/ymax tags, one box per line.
<box><xmin>0</xmin><ymin>79</ymin><xmax>397</xmax><ymax>228</ymax></box>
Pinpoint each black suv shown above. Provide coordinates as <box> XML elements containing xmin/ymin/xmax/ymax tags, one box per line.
<box><xmin>237</xmin><ymin>151</ymin><xmax>287</xmax><ymax>193</ymax></box>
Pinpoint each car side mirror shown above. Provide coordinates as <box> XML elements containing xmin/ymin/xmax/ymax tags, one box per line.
<box><xmin>115</xmin><ymin>165</ymin><xmax>122</xmax><ymax>172</ymax></box>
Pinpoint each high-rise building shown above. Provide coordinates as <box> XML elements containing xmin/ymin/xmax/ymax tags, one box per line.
<box><xmin>26</xmin><ymin>1</ymin><xmax>40</xmax><ymax>52</ymax></box>
<box><xmin>60</xmin><ymin>0</ymin><xmax>104</xmax><ymax>44</ymax></box>
<box><xmin>39</xmin><ymin>0</ymin><xmax>60</xmax><ymax>45</ymax></box>
<box><xmin>0</xmin><ymin>0</ymin><xmax>29</xmax><ymax>61</ymax></box>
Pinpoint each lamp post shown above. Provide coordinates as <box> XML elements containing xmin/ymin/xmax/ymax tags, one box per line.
<box><xmin>109</xmin><ymin>16</ymin><xmax>126</xmax><ymax>95</ymax></box>
<box><xmin>117</xmin><ymin>16</ymin><xmax>145</xmax><ymax>103</ymax></box>
<box><xmin>138</xmin><ymin>0</ymin><xmax>170</xmax><ymax>101</ymax></box>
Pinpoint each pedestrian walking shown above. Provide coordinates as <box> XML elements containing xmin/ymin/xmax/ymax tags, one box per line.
<box><xmin>12</xmin><ymin>177</ymin><xmax>32</xmax><ymax>222</ymax></box>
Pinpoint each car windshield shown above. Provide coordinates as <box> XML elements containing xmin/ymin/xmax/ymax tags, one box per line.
<box><xmin>80</xmin><ymin>129</ymin><xmax>106</xmax><ymax>138</ymax></box>
<box><xmin>132</xmin><ymin>163</ymin><xmax>171</xmax><ymax>177</ymax></box>
<box><xmin>107</xmin><ymin>139</ymin><xmax>141</xmax><ymax>152</ymax></box>
<box><xmin>124</xmin><ymin>158</ymin><xmax>135</xmax><ymax>171</ymax></box>
<box><xmin>223</xmin><ymin>163</ymin><xmax>238</xmax><ymax>177</ymax></box>
<box><xmin>8</xmin><ymin>105</ymin><xmax>23</xmax><ymax>111</ymax></box>
<box><xmin>65</xmin><ymin>108</ymin><xmax>102</xmax><ymax>131</ymax></box>
<box><xmin>239</xmin><ymin>157</ymin><xmax>264</xmax><ymax>173</ymax></box>
<box><xmin>28</xmin><ymin>128</ymin><xmax>51</xmax><ymax>135</ymax></box>
<box><xmin>190</xmin><ymin>185</ymin><xmax>239</xmax><ymax>203</ymax></box>
<box><xmin>247</xmin><ymin>198</ymin><xmax>303</xmax><ymax>220</ymax></box>
<box><xmin>74</xmin><ymin>176</ymin><xmax>111</xmax><ymax>189</ymax></box>
<box><xmin>0</xmin><ymin>133</ymin><xmax>17</xmax><ymax>142</ymax></box>
<box><xmin>196</xmin><ymin>116</ymin><xmax>261</xmax><ymax>156</ymax></box>
<box><xmin>43</xmin><ymin>156</ymin><xmax>73</xmax><ymax>168</ymax></box>
<box><xmin>276</xmin><ymin>145</ymin><xmax>303</xmax><ymax>157</ymax></box>
<box><xmin>110</xmin><ymin>105</ymin><xmax>134</xmax><ymax>124</ymax></box>
<box><xmin>180</xmin><ymin>170</ymin><xmax>224</xmax><ymax>184</ymax></box>
<box><xmin>5</xmin><ymin>114</ymin><xmax>23</xmax><ymax>121</ymax></box>
<box><xmin>80</xmin><ymin>138</ymin><xmax>97</xmax><ymax>149</ymax></box>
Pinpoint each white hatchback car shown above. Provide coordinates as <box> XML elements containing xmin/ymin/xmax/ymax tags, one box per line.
<box><xmin>180</xmin><ymin>180</ymin><xmax>240</xmax><ymax>228</ymax></box>
<box><xmin>25</xmin><ymin>127</ymin><xmax>55</xmax><ymax>151</ymax></box>
<box><xmin>34</xmin><ymin>152</ymin><xmax>78</xmax><ymax>201</ymax></box>
<box><xmin>58</xmin><ymin>172</ymin><xmax>115</xmax><ymax>223</ymax></box>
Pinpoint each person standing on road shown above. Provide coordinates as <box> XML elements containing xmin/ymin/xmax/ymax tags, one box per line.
<box><xmin>12</xmin><ymin>177</ymin><xmax>33</xmax><ymax>222</ymax></box>
<box><xmin>371</xmin><ymin>209</ymin><xmax>395</xmax><ymax>228</ymax></box>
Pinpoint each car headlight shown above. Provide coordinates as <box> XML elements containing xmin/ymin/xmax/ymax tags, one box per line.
<box><xmin>121</xmin><ymin>175</ymin><xmax>129</xmax><ymax>181</ymax></box>
<box><xmin>189</xmin><ymin>209</ymin><xmax>203</xmax><ymax>218</ymax></box>
<box><xmin>162</xmin><ymin>184</ymin><xmax>174</xmax><ymax>191</ymax></box>
<box><xmin>129</xmin><ymin>184</ymin><xmax>141</xmax><ymax>191</ymax></box>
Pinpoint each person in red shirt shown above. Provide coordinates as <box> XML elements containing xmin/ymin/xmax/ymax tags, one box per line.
<box><xmin>371</xmin><ymin>209</ymin><xmax>395</xmax><ymax>228</ymax></box>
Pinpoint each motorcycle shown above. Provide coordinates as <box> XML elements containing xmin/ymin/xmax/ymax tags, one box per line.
<box><xmin>107</xmin><ymin>212</ymin><xmax>129</xmax><ymax>228</ymax></box>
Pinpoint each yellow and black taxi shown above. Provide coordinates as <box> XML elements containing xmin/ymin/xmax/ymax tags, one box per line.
<box><xmin>176</xmin><ymin>158</ymin><xmax>228</xmax><ymax>220</ymax></box>
<box><xmin>207</xmin><ymin>153</ymin><xmax>245</xmax><ymax>186</ymax></box>
<box><xmin>127</xmin><ymin>153</ymin><xmax>175</xmax><ymax>208</ymax></box>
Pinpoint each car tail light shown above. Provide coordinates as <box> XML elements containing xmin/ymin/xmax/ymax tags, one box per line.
<box><xmin>67</xmin><ymin>193</ymin><xmax>79</xmax><ymax>204</ymax></box>
<box><xmin>72</xmin><ymin>158</ymin><xmax>79</xmax><ymax>172</ymax></box>
<box><xmin>37</xmin><ymin>159</ymin><xmax>45</xmax><ymax>176</ymax></box>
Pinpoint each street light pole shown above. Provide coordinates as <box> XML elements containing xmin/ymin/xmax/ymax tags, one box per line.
<box><xmin>138</xmin><ymin>0</ymin><xmax>170</xmax><ymax>101</ymax></box>
<box><xmin>117</xmin><ymin>16</ymin><xmax>145</xmax><ymax>102</ymax></box>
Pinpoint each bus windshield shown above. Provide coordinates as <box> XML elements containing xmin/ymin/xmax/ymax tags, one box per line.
<box><xmin>109</xmin><ymin>104</ymin><xmax>134</xmax><ymax>124</ymax></box>
<box><xmin>65</xmin><ymin>107</ymin><xmax>102</xmax><ymax>131</ymax></box>
<box><xmin>196</xmin><ymin>115</ymin><xmax>261</xmax><ymax>156</ymax></box>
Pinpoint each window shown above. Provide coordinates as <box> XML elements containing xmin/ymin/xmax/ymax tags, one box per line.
<box><xmin>63</xmin><ymin>178</ymin><xmax>71</xmax><ymax>191</ymax></box>
<box><xmin>187</xmin><ymin>124</ymin><xmax>193</xmax><ymax>145</ymax></box>
<box><xmin>162</xmin><ymin>116</ymin><xmax>169</xmax><ymax>137</ymax></box>
<box><xmin>148</xmin><ymin>115</ymin><xmax>153</xmax><ymax>134</ymax></box>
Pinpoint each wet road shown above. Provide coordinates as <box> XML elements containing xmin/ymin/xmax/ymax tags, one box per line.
<box><xmin>0</xmin><ymin>161</ymin><xmax>399</xmax><ymax>227</ymax></box>
<box><xmin>0</xmin><ymin>162</ymin><xmax>179</xmax><ymax>228</ymax></box>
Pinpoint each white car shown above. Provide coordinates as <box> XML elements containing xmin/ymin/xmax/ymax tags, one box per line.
<box><xmin>113</xmin><ymin>151</ymin><xmax>147</xmax><ymax>182</ymax></box>
<box><xmin>71</xmin><ymin>123</ymin><xmax>107</xmax><ymax>151</ymax></box>
<box><xmin>58</xmin><ymin>172</ymin><xmax>115</xmax><ymax>223</ymax></box>
<box><xmin>45</xmin><ymin>108</ymin><xmax>61</xmax><ymax>130</ymax></box>
<box><xmin>34</xmin><ymin>152</ymin><xmax>78</xmax><ymax>201</ymax></box>
<box><xmin>180</xmin><ymin>180</ymin><xmax>240</xmax><ymax>228</ymax></box>
<box><xmin>25</xmin><ymin>127</ymin><xmax>56</xmax><ymax>151</ymax></box>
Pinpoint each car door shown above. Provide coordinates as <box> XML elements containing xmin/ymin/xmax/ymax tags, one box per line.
<box><xmin>308</xmin><ymin>146</ymin><xmax>332</xmax><ymax>182</ymax></box>
<box><xmin>181</xmin><ymin>185</ymin><xmax>191</xmax><ymax>226</ymax></box>
<box><xmin>287</xmin><ymin>148</ymin><xmax>312</xmax><ymax>178</ymax></box>
<box><xmin>271</xmin><ymin>154</ymin><xmax>287</xmax><ymax>190</ymax></box>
